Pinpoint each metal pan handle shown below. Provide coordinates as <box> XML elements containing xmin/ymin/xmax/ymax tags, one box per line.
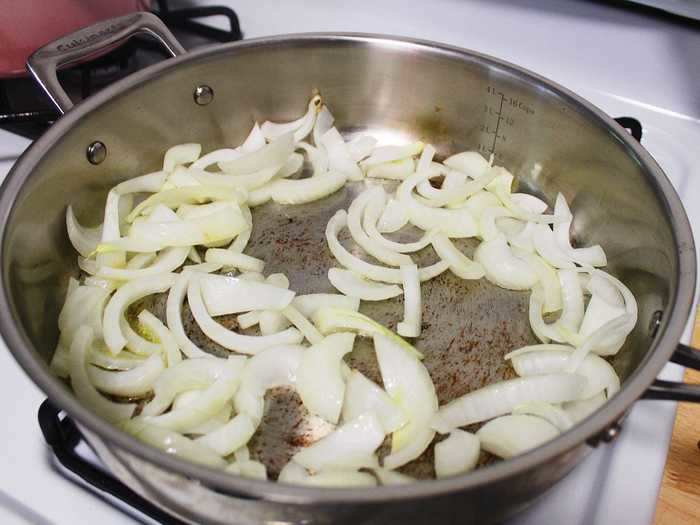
<box><xmin>643</xmin><ymin>344</ymin><xmax>700</xmax><ymax>402</ymax></box>
<box><xmin>26</xmin><ymin>12</ymin><xmax>185</xmax><ymax>114</ymax></box>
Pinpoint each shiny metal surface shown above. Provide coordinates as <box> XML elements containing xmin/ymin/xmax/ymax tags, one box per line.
<box><xmin>0</xmin><ymin>30</ymin><xmax>695</xmax><ymax>524</ymax></box>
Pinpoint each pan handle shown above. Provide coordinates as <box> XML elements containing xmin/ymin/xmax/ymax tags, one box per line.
<box><xmin>643</xmin><ymin>343</ymin><xmax>700</xmax><ymax>402</ymax></box>
<box><xmin>26</xmin><ymin>12</ymin><xmax>185</xmax><ymax>115</ymax></box>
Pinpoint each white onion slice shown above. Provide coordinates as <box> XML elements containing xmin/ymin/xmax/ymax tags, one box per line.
<box><xmin>443</xmin><ymin>151</ymin><xmax>489</xmax><ymax>178</ymax></box>
<box><xmin>293</xmin><ymin>412</ymin><xmax>384</xmax><ymax>472</ymax></box>
<box><xmin>189</xmin><ymin>278</ymin><xmax>303</xmax><ymax>354</ymax></box>
<box><xmin>219</xmin><ymin>132</ymin><xmax>294</xmax><ymax>175</ymax></box>
<box><xmin>114</xmin><ymin>171</ymin><xmax>168</xmax><ymax>195</ymax></box>
<box><xmin>191</xmin><ymin>165</ymin><xmax>283</xmax><ymax>191</ymax></box>
<box><xmin>512</xmin><ymin>401</ymin><xmax>574</xmax><ymax>431</ymax></box>
<box><xmin>476</xmin><ymin>414</ymin><xmax>560</xmax><ymax>459</ymax></box>
<box><xmin>167</xmin><ymin>271</ymin><xmax>213</xmax><ymax>359</ymax></box>
<box><xmin>374</xmin><ymin>334</ymin><xmax>437</xmax><ymax>468</ymax></box>
<box><xmin>90</xmin><ymin>346</ymin><xmax>147</xmax><ymax>371</ymax></box>
<box><xmin>204</xmin><ymin>249</ymin><xmax>265</xmax><ymax>273</ymax></box>
<box><xmin>69</xmin><ymin>326</ymin><xmax>135</xmax><ymax>423</ymax></box>
<box><xmin>143</xmin><ymin>356</ymin><xmax>245</xmax><ymax>432</ymax></box>
<box><xmin>553</xmin><ymin>193</ymin><xmax>607</xmax><ymax>267</ymax></box>
<box><xmin>264</xmin><ymin>170</ymin><xmax>349</xmax><ymax>205</ymax></box>
<box><xmin>141</xmin><ymin>357</ymin><xmax>230</xmax><ymax>416</ymax></box>
<box><xmin>228</xmin><ymin>205</ymin><xmax>252</xmax><ymax>254</ymax></box>
<box><xmin>121</xmin><ymin>316</ymin><xmax>161</xmax><ymax>356</ymax></box>
<box><xmin>373</xmin><ymin>468</ymin><xmax>415</xmax><ymax>485</ymax></box>
<box><xmin>511</xmin><ymin>193</ymin><xmax>548</xmax><ymax>214</ymax></box>
<box><xmin>431</xmin><ymin>373</ymin><xmax>587</xmax><ymax>433</ymax></box>
<box><xmin>474</xmin><ymin>236</ymin><xmax>538</xmax><ymax>290</ymax></box>
<box><xmin>96</xmin><ymin>246</ymin><xmax>189</xmax><ymax>281</ymax></box>
<box><xmin>557</xmin><ymin>268</ymin><xmax>585</xmax><ymax>333</ymax></box>
<box><xmin>528</xmin><ymin>286</ymin><xmax>564</xmax><ymax>343</ymax></box>
<box><xmin>326</xmin><ymin>210</ymin><xmax>448</xmax><ymax>284</ymax></box>
<box><xmin>320</xmin><ymin>127</ymin><xmax>363</xmax><ymax>181</ymax></box>
<box><xmin>66</xmin><ymin>205</ymin><xmax>102</xmax><ymax>258</ymax></box>
<box><xmin>58</xmin><ymin>284</ymin><xmax>110</xmax><ymax>346</ymax></box>
<box><xmin>199</xmin><ymin>273</ymin><xmax>294</xmax><ymax>316</ymax></box>
<box><xmin>579</xmin><ymin>295</ymin><xmax>626</xmax><ymax>341</ymax></box>
<box><xmin>366</xmin><ymin>158</ymin><xmax>415</xmax><ymax>180</ymax></box>
<box><xmin>190</xmin><ymin>148</ymin><xmax>239</xmax><ymax>171</ymax></box>
<box><xmin>486</xmin><ymin>171</ymin><xmax>561</xmax><ymax>224</ymax></box>
<box><xmin>301</xmin><ymin>470</ymin><xmax>378</xmax><ymax>487</ymax></box>
<box><xmin>504</xmin><ymin>343</ymin><xmax>576</xmax><ymax>360</ymax></box>
<box><xmin>397</xmin><ymin>264</ymin><xmax>422</xmax><ymax>338</ymax></box>
<box><xmin>361</xmin><ymin>142</ymin><xmax>424</xmax><ymax>167</ymax></box>
<box><xmin>297</xmin><ymin>333</ymin><xmax>356</xmax><ymax>423</ymax></box>
<box><xmin>533</xmin><ymin>223</ymin><xmax>575</xmax><ymax>269</ymax></box>
<box><xmin>362</xmin><ymin>188</ymin><xmax>431</xmax><ymax>253</ymax></box>
<box><xmin>434</xmin><ymin>429</ymin><xmax>480</xmax><ymax>478</ymax></box>
<box><xmin>260</xmin><ymin>95</ymin><xmax>320</xmax><ymax>142</ymax></box>
<box><xmin>313</xmin><ymin>105</ymin><xmax>334</xmax><ymax>149</ymax></box>
<box><xmin>377</xmin><ymin>197</ymin><xmax>409</xmax><ymax>233</ymax></box>
<box><xmin>314</xmin><ymin>307</ymin><xmax>423</xmax><ymax>359</ymax></box>
<box><xmin>508</xmin><ymin>221</ymin><xmax>537</xmax><ymax>253</ymax></box>
<box><xmin>563</xmin><ymin>392</ymin><xmax>607</xmax><ymax>423</ymax></box>
<box><xmin>163</xmin><ymin>143</ymin><xmax>201</xmax><ymax>172</ymax></box>
<box><xmin>480</xmin><ymin>206</ymin><xmax>514</xmax><ymax>241</ymax></box>
<box><xmin>292</xmin><ymin>293</ymin><xmax>360</xmax><ymax>318</ymax></box>
<box><xmin>88</xmin><ymin>354</ymin><xmax>164</xmax><ymax>397</ymax></box>
<box><xmin>278</xmin><ymin>460</ymin><xmax>310</xmax><ymax>484</ymax></box>
<box><xmin>226</xmin><ymin>459</ymin><xmax>268</xmax><ymax>480</ymax></box>
<box><xmin>103</xmin><ymin>273</ymin><xmax>176</xmax><ymax>355</ymax></box>
<box><xmin>512</xmin><ymin>248</ymin><xmax>561</xmax><ymax>313</ymax></box>
<box><xmin>327</xmin><ymin>268</ymin><xmax>402</xmax><ymax>301</ymax></box>
<box><xmin>347</xmin><ymin>136</ymin><xmax>377</xmax><ymax>162</ymax></box>
<box><xmin>194</xmin><ymin>413</ymin><xmax>257</xmax><ymax>456</ymax></box>
<box><xmin>281</xmin><ymin>304</ymin><xmax>323</xmax><ymax>344</ymax></box>
<box><xmin>342</xmin><ymin>369</ymin><xmax>407</xmax><ymax>433</ymax></box>
<box><xmin>455</xmin><ymin>190</ymin><xmax>500</xmax><ymax>214</ymax></box>
<box><xmin>97</xmin><ymin>189</ymin><xmax>125</xmax><ymax>269</ymax></box>
<box><xmin>240</xmin><ymin>122</ymin><xmax>267</xmax><ymax>153</ymax></box>
<box><xmin>137</xmin><ymin>310</ymin><xmax>182</xmax><ymax>367</ymax></box>
<box><xmin>127</xmin><ymin>252</ymin><xmax>158</xmax><ymax>269</ymax></box>
<box><xmin>234</xmin><ymin>345</ymin><xmax>305</xmax><ymax>423</ymax></box>
<box><xmin>431</xmin><ymin>231</ymin><xmax>485</xmax><ymax>280</ymax></box>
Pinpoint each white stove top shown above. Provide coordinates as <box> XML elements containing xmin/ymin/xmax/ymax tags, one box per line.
<box><xmin>1</xmin><ymin>1</ymin><xmax>699</xmax><ymax>523</ymax></box>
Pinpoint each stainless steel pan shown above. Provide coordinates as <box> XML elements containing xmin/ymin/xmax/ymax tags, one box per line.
<box><xmin>1</xmin><ymin>12</ymin><xmax>698</xmax><ymax>524</ymax></box>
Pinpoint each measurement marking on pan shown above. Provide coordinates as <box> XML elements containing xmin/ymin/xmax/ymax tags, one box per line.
<box><xmin>479</xmin><ymin>85</ymin><xmax>535</xmax><ymax>159</ymax></box>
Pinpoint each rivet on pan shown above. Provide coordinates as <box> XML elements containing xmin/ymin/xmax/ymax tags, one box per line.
<box><xmin>193</xmin><ymin>85</ymin><xmax>214</xmax><ymax>106</ymax></box>
<box><xmin>648</xmin><ymin>310</ymin><xmax>663</xmax><ymax>338</ymax></box>
<box><xmin>86</xmin><ymin>141</ymin><xmax>106</xmax><ymax>165</ymax></box>
<box><xmin>600</xmin><ymin>422</ymin><xmax>622</xmax><ymax>443</ymax></box>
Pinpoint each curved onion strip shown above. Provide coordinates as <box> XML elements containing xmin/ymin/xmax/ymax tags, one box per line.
<box><xmin>510</xmin><ymin>349</ymin><xmax>620</xmax><ymax>398</ymax></box>
<box><xmin>348</xmin><ymin>188</ymin><xmax>412</xmax><ymax>266</ymax></box>
<box><xmin>326</xmin><ymin>210</ymin><xmax>448</xmax><ymax>284</ymax></box>
<box><xmin>374</xmin><ymin>334</ymin><xmax>437</xmax><ymax>468</ymax></box>
<box><xmin>166</xmin><ymin>271</ymin><xmax>210</xmax><ymax>359</ymax></box>
<box><xmin>97</xmin><ymin>189</ymin><xmax>125</xmax><ymax>269</ymax></box>
<box><xmin>141</xmin><ymin>357</ymin><xmax>229</xmax><ymax>416</ymax></box>
<box><xmin>163</xmin><ymin>143</ymin><xmax>201</xmax><ymax>172</ymax></box>
<box><xmin>219</xmin><ymin>132</ymin><xmax>295</xmax><ymax>175</ymax></box>
<box><xmin>278</xmin><ymin>460</ymin><xmax>309</xmax><ymax>483</ymax></box>
<box><xmin>512</xmin><ymin>402</ymin><xmax>574</xmax><ymax>431</ymax></box>
<box><xmin>199</xmin><ymin>273</ymin><xmax>294</xmax><ymax>316</ymax></box>
<box><xmin>239</xmin><ymin>122</ymin><xmax>267</xmax><ymax>153</ymax></box>
<box><xmin>281</xmin><ymin>304</ymin><xmax>324</xmax><ymax>344</ymax></box>
<box><xmin>190</xmin><ymin>148</ymin><xmax>239</xmax><ymax>171</ymax></box>
<box><xmin>59</xmin><ymin>284</ymin><xmax>110</xmax><ymax>344</ymax></box>
<box><xmin>228</xmin><ymin>205</ymin><xmax>253</xmax><ymax>254</ymax></box>
<box><xmin>474</xmin><ymin>236</ymin><xmax>538</xmax><ymax>290</ymax></box>
<box><xmin>366</xmin><ymin>158</ymin><xmax>415</xmax><ymax>180</ymax></box>
<box><xmin>416</xmin><ymin>167</ymin><xmax>460</xmax><ymax>201</ymax></box>
<box><xmin>97</xmin><ymin>246</ymin><xmax>189</xmax><ymax>281</ymax></box>
<box><xmin>434</xmin><ymin>429</ymin><xmax>480</xmax><ymax>478</ymax></box>
<box><xmin>533</xmin><ymin>223</ymin><xmax>575</xmax><ymax>269</ymax></box>
<box><xmin>476</xmin><ymin>414</ymin><xmax>560</xmax><ymax>459</ymax></box>
<box><xmin>103</xmin><ymin>273</ymin><xmax>176</xmax><ymax>354</ymax></box>
<box><xmin>587</xmin><ymin>273</ymin><xmax>624</xmax><ymax>306</ymax></box>
<box><xmin>300</xmin><ymin>470</ymin><xmax>377</xmax><ymax>487</ymax></box>
<box><xmin>69</xmin><ymin>326</ymin><xmax>135</xmax><ymax>423</ymax></box>
<box><xmin>313</xmin><ymin>105</ymin><xmax>334</xmax><ymax>149</ymax></box>
<box><xmin>204</xmin><ymin>249</ymin><xmax>265</xmax><ymax>272</ymax></box>
<box><xmin>327</xmin><ymin>268</ymin><xmax>402</xmax><ymax>301</ymax></box>
<box><xmin>319</xmin><ymin>128</ymin><xmax>363</xmax><ymax>181</ymax></box>
<box><xmin>397</xmin><ymin>172</ymin><xmax>478</xmax><ymax>238</ymax></box>
<box><xmin>127</xmin><ymin>252</ymin><xmax>158</xmax><ymax>269</ymax></box>
<box><xmin>342</xmin><ymin>369</ymin><xmax>407</xmax><ymax>433</ymax></box>
<box><xmin>313</xmin><ymin>307</ymin><xmax>423</xmax><ymax>359</ymax></box>
<box><xmin>276</xmin><ymin>152</ymin><xmax>305</xmax><ymax>179</ymax></box>
<box><xmin>188</xmin><ymin>278</ymin><xmax>303</xmax><ymax>354</ymax></box>
<box><xmin>529</xmin><ymin>286</ymin><xmax>564</xmax><ymax>343</ymax></box>
<box><xmin>553</xmin><ymin>194</ymin><xmax>607</xmax><ymax>267</ymax></box>
<box><xmin>347</xmin><ymin>135</ymin><xmax>377</xmax><ymax>162</ymax></box>
<box><xmin>191</xmin><ymin>164</ymin><xmax>283</xmax><ymax>190</ymax></box>
<box><xmin>557</xmin><ymin>269</ymin><xmax>585</xmax><ymax>333</ymax></box>
<box><xmin>296</xmin><ymin>333</ymin><xmax>356</xmax><ymax>424</ymax></box>
<box><xmin>138</xmin><ymin>310</ymin><xmax>182</xmax><ymax>367</ymax></box>
<box><xmin>563</xmin><ymin>392</ymin><xmax>607</xmax><ymax>423</ymax></box>
<box><xmin>373</xmin><ymin>468</ymin><xmax>414</xmax><ymax>485</ymax></box>
<box><xmin>443</xmin><ymin>151</ymin><xmax>490</xmax><ymax>178</ymax></box>
<box><xmin>115</xmin><ymin>171</ymin><xmax>168</xmax><ymax>195</ymax></box>
<box><xmin>504</xmin><ymin>343</ymin><xmax>575</xmax><ymax>361</ymax></box>
<box><xmin>88</xmin><ymin>354</ymin><xmax>164</xmax><ymax>397</ymax></box>
<box><xmin>480</xmin><ymin>206</ymin><xmax>514</xmax><ymax>241</ymax></box>
<box><xmin>397</xmin><ymin>264</ymin><xmax>422</xmax><ymax>338</ymax></box>
<box><xmin>90</xmin><ymin>346</ymin><xmax>147</xmax><ymax>371</ymax></box>
<box><xmin>121</xmin><ymin>316</ymin><xmax>161</xmax><ymax>356</ymax></box>
<box><xmin>512</xmin><ymin>248</ymin><xmax>561</xmax><ymax>313</ymax></box>
<box><xmin>431</xmin><ymin>231</ymin><xmax>485</xmax><ymax>280</ymax></box>
<box><xmin>172</xmin><ymin>391</ymin><xmax>231</xmax><ymax>435</ymax></box>
<box><xmin>143</xmin><ymin>356</ymin><xmax>245</xmax><ymax>431</ymax></box>
<box><xmin>420</xmin><ymin>168</ymin><xmax>498</xmax><ymax>208</ymax></box>
<box><xmin>362</xmin><ymin>188</ymin><xmax>431</xmax><ymax>253</ymax></box>
<box><xmin>361</xmin><ymin>142</ymin><xmax>424</xmax><ymax>168</ymax></box>
<box><xmin>377</xmin><ymin>197</ymin><xmax>409</xmax><ymax>233</ymax></box>
<box><xmin>120</xmin><ymin>419</ymin><xmax>225</xmax><ymax>468</ymax></box>
<box><xmin>261</xmin><ymin>95</ymin><xmax>321</xmax><ymax>142</ymax></box>
<box><xmin>234</xmin><ymin>345</ymin><xmax>305</xmax><ymax>423</ymax></box>
<box><xmin>265</xmin><ymin>170</ymin><xmax>348</xmax><ymax>205</ymax></box>
<box><xmin>66</xmin><ymin>205</ymin><xmax>102</xmax><ymax>258</ymax></box>
<box><xmin>511</xmin><ymin>193</ymin><xmax>548</xmax><ymax>213</ymax></box>
<box><xmin>566</xmin><ymin>313</ymin><xmax>634</xmax><ymax>373</ymax></box>
<box><xmin>296</xmin><ymin>141</ymin><xmax>329</xmax><ymax>175</ymax></box>
<box><xmin>226</xmin><ymin>460</ymin><xmax>268</xmax><ymax>480</ymax></box>
<box><xmin>292</xmin><ymin>293</ymin><xmax>360</xmax><ymax>318</ymax></box>
<box><xmin>453</xmin><ymin>190</ymin><xmax>500</xmax><ymax>214</ymax></box>
<box><xmin>194</xmin><ymin>413</ymin><xmax>257</xmax><ymax>456</ymax></box>
<box><xmin>293</xmin><ymin>412</ymin><xmax>384</xmax><ymax>472</ymax></box>
<box><xmin>486</xmin><ymin>172</ymin><xmax>561</xmax><ymax>224</ymax></box>
<box><xmin>431</xmin><ymin>373</ymin><xmax>586</xmax><ymax>433</ymax></box>
<box><xmin>508</xmin><ymin>221</ymin><xmax>537</xmax><ymax>253</ymax></box>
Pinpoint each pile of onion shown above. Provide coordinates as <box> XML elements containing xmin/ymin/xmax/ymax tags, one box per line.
<box><xmin>54</xmin><ymin>94</ymin><xmax>637</xmax><ymax>486</ymax></box>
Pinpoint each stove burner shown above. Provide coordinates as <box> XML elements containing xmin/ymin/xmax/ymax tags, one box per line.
<box><xmin>0</xmin><ymin>0</ymin><xmax>242</xmax><ymax>140</ymax></box>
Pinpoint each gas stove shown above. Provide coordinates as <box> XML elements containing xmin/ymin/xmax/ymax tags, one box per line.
<box><xmin>1</xmin><ymin>1</ymin><xmax>699</xmax><ymax>524</ymax></box>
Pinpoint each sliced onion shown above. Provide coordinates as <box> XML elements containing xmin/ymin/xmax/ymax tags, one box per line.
<box><xmin>97</xmin><ymin>189</ymin><xmax>125</xmax><ymax>269</ymax></box>
<box><xmin>88</xmin><ymin>354</ymin><xmax>164</xmax><ymax>397</ymax></box>
<box><xmin>102</xmin><ymin>273</ymin><xmax>176</xmax><ymax>355</ymax></box>
<box><xmin>434</xmin><ymin>429</ymin><xmax>480</xmax><ymax>478</ymax></box>
<box><xmin>508</xmin><ymin>221</ymin><xmax>537</xmax><ymax>253</ymax></box>
<box><xmin>66</xmin><ymin>205</ymin><xmax>102</xmax><ymax>258</ymax></box>
<box><xmin>563</xmin><ymin>392</ymin><xmax>607</xmax><ymax>423</ymax></box>
<box><xmin>512</xmin><ymin>401</ymin><xmax>574</xmax><ymax>431</ymax></box>
<box><xmin>374</xmin><ymin>334</ymin><xmax>437</xmax><ymax>469</ymax></box>
<box><xmin>281</xmin><ymin>304</ymin><xmax>324</xmax><ymax>344</ymax></box>
<box><xmin>190</xmin><ymin>148</ymin><xmax>239</xmax><ymax>171</ymax></box>
<box><xmin>297</xmin><ymin>333</ymin><xmax>356</xmax><ymax>424</ymax></box>
<box><xmin>278</xmin><ymin>460</ymin><xmax>310</xmax><ymax>484</ymax></box>
<box><xmin>204</xmin><ymin>248</ymin><xmax>265</xmax><ymax>273</ymax></box>
<box><xmin>431</xmin><ymin>231</ymin><xmax>485</xmax><ymax>280</ymax></box>
<box><xmin>261</xmin><ymin>95</ymin><xmax>321</xmax><ymax>142</ymax></box>
<box><xmin>237</xmin><ymin>311</ymin><xmax>261</xmax><ymax>330</ymax></box>
<box><xmin>138</xmin><ymin>310</ymin><xmax>182</xmax><ymax>367</ymax></box>
<box><xmin>474</xmin><ymin>236</ymin><xmax>538</xmax><ymax>290</ymax></box>
<box><xmin>342</xmin><ymin>369</ymin><xmax>406</xmax><ymax>433</ymax></box>
<box><xmin>163</xmin><ymin>143</ymin><xmax>201</xmax><ymax>172</ymax></box>
<box><xmin>313</xmin><ymin>105</ymin><xmax>334</xmax><ymax>149</ymax></box>
<box><xmin>431</xmin><ymin>373</ymin><xmax>587</xmax><ymax>433</ymax></box>
<box><xmin>292</xmin><ymin>293</ymin><xmax>360</xmax><ymax>318</ymax></box>
<box><xmin>455</xmin><ymin>190</ymin><xmax>500</xmax><ymax>214</ymax></box>
<box><xmin>296</xmin><ymin>142</ymin><xmax>329</xmax><ymax>175</ymax></box>
<box><xmin>194</xmin><ymin>413</ymin><xmax>256</xmax><ymax>456</ymax></box>
<box><xmin>313</xmin><ymin>307</ymin><xmax>423</xmax><ymax>359</ymax></box>
<box><xmin>486</xmin><ymin>171</ymin><xmax>560</xmax><ymax>224</ymax></box>
<box><xmin>166</xmin><ymin>271</ymin><xmax>210</xmax><ymax>358</ymax></box>
<box><xmin>234</xmin><ymin>345</ymin><xmax>305</xmax><ymax>423</ymax></box>
<box><xmin>326</xmin><ymin>210</ymin><xmax>448</xmax><ymax>284</ymax></box>
<box><xmin>58</xmin><ymin>284</ymin><xmax>110</xmax><ymax>346</ymax></box>
<box><xmin>397</xmin><ymin>264</ymin><xmax>422</xmax><ymax>337</ymax></box>
<box><xmin>443</xmin><ymin>151</ymin><xmax>489</xmax><ymax>178</ymax></box>
<box><xmin>121</xmin><ymin>316</ymin><xmax>161</xmax><ymax>356</ymax></box>
<box><xmin>377</xmin><ymin>197</ymin><xmax>409</xmax><ymax>233</ymax></box>
<box><xmin>373</xmin><ymin>468</ymin><xmax>415</xmax><ymax>485</ymax></box>
<box><xmin>191</xmin><ymin>164</ymin><xmax>284</xmax><ymax>191</ymax></box>
<box><xmin>69</xmin><ymin>326</ymin><xmax>135</xmax><ymax>423</ymax></box>
<box><xmin>189</xmin><ymin>278</ymin><xmax>303</xmax><ymax>354</ymax></box>
<box><xmin>553</xmin><ymin>193</ymin><xmax>607</xmax><ymax>267</ymax></box>
<box><xmin>533</xmin><ymin>223</ymin><xmax>575</xmax><ymax>269</ymax></box>
<box><xmin>226</xmin><ymin>459</ymin><xmax>268</xmax><ymax>480</ymax></box>
<box><xmin>320</xmin><ymin>127</ymin><xmax>363</xmax><ymax>181</ymax></box>
<box><xmin>115</xmin><ymin>171</ymin><xmax>168</xmax><ymax>195</ymax></box>
<box><xmin>504</xmin><ymin>343</ymin><xmax>576</xmax><ymax>361</ymax></box>
<box><xmin>557</xmin><ymin>268</ymin><xmax>585</xmax><ymax>333</ymax></box>
<box><xmin>579</xmin><ymin>294</ymin><xmax>626</xmax><ymax>341</ymax></box>
<box><xmin>347</xmin><ymin>188</ymin><xmax>412</xmax><ymax>266</ymax></box>
<box><xmin>143</xmin><ymin>356</ymin><xmax>246</xmax><ymax>432</ymax></box>
<box><xmin>265</xmin><ymin>170</ymin><xmax>348</xmax><ymax>205</ymax></box>
<box><xmin>219</xmin><ymin>132</ymin><xmax>295</xmax><ymax>175</ymax></box>
<box><xmin>528</xmin><ymin>285</ymin><xmax>564</xmax><ymax>343</ymax></box>
<box><xmin>228</xmin><ymin>205</ymin><xmax>253</xmax><ymax>254</ymax></box>
<box><xmin>301</xmin><ymin>470</ymin><xmax>377</xmax><ymax>487</ymax></box>
<box><xmin>361</xmin><ymin>142</ymin><xmax>424</xmax><ymax>167</ymax></box>
<box><xmin>97</xmin><ymin>246</ymin><xmax>189</xmax><ymax>281</ymax></box>
<box><xmin>199</xmin><ymin>273</ymin><xmax>294</xmax><ymax>316</ymax></box>
<box><xmin>476</xmin><ymin>414</ymin><xmax>560</xmax><ymax>459</ymax></box>
<box><xmin>366</xmin><ymin>158</ymin><xmax>415</xmax><ymax>180</ymax></box>
<box><xmin>172</xmin><ymin>393</ymin><xmax>231</xmax><ymax>435</ymax></box>
<box><xmin>293</xmin><ymin>412</ymin><xmax>384</xmax><ymax>472</ymax></box>
<box><xmin>479</xmin><ymin>206</ymin><xmax>514</xmax><ymax>241</ymax></box>
<box><xmin>327</xmin><ymin>268</ymin><xmax>402</xmax><ymax>301</ymax></box>
<box><xmin>347</xmin><ymin>136</ymin><xmax>377</xmax><ymax>162</ymax></box>
<box><xmin>511</xmin><ymin>193</ymin><xmax>548</xmax><ymax>213</ymax></box>
<box><xmin>89</xmin><ymin>345</ymin><xmax>147</xmax><ymax>371</ymax></box>
<box><xmin>512</xmin><ymin>248</ymin><xmax>561</xmax><ymax>313</ymax></box>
